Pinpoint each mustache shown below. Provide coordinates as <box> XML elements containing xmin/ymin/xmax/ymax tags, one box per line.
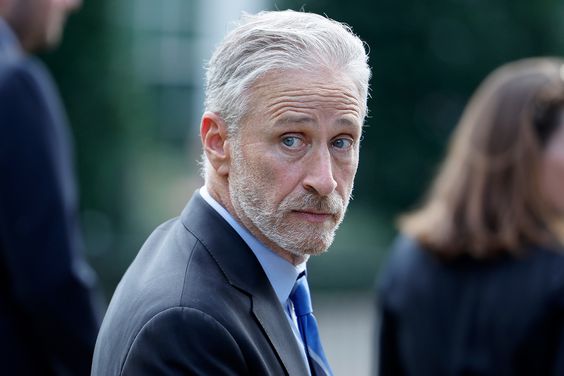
<box><xmin>280</xmin><ymin>192</ymin><xmax>343</xmax><ymax>214</ymax></box>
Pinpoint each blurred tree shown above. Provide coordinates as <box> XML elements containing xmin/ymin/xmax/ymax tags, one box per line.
<box><xmin>42</xmin><ymin>0</ymin><xmax>154</xmax><ymax>293</ymax></box>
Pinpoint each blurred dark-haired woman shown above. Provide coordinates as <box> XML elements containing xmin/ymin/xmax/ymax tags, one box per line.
<box><xmin>377</xmin><ymin>58</ymin><xmax>564</xmax><ymax>376</ymax></box>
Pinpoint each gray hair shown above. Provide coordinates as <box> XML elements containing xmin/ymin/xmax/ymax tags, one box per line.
<box><xmin>202</xmin><ymin>10</ymin><xmax>371</xmax><ymax>175</ymax></box>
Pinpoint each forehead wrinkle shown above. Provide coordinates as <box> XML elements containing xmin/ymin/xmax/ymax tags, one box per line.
<box><xmin>266</xmin><ymin>85</ymin><xmax>360</xmax><ymax>104</ymax></box>
<box><xmin>268</xmin><ymin>98</ymin><xmax>361</xmax><ymax>122</ymax></box>
<box><xmin>249</xmin><ymin>73</ymin><xmax>364</xmax><ymax>127</ymax></box>
<box><xmin>266</xmin><ymin>87</ymin><xmax>361</xmax><ymax>112</ymax></box>
<box><xmin>267</xmin><ymin>96</ymin><xmax>360</xmax><ymax>111</ymax></box>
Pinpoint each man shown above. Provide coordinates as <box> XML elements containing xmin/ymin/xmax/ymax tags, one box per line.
<box><xmin>0</xmin><ymin>0</ymin><xmax>102</xmax><ymax>375</ymax></box>
<box><xmin>92</xmin><ymin>10</ymin><xmax>370</xmax><ymax>376</ymax></box>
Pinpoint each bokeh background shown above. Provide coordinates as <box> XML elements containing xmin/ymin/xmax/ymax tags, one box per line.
<box><xmin>43</xmin><ymin>0</ymin><xmax>564</xmax><ymax>374</ymax></box>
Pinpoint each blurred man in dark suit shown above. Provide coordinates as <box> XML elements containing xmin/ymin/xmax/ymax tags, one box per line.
<box><xmin>0</xmin><ymin>0</ymin><xmax>102</xmax><ymax>375</ymax></box>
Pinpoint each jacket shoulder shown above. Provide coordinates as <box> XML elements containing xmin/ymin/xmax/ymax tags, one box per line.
<box><xmin>119</xmin><ymin>306</ymin><xmax>248</xmax><ymax>375</ymax></box>
<box><xmin>93</xmin><ymin>212</ymin><xmax>248</xmax><ymax>375</ymax></box>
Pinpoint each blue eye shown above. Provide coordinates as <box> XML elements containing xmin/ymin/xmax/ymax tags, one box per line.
<box><xmin>282</xmin><ymin>136</ymin><xmax>303</xmax><ymax>148</ymax></box>
<box><xmin>332</xmin><ymin>138</ymin><xmax>353</xmax><ymax>149</ymax></box>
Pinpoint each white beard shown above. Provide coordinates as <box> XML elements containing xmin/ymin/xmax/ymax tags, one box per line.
<box><xmin>228</xmin><ymin>147</ymin><xmax>350</xmax><ymax>257</ymax></box>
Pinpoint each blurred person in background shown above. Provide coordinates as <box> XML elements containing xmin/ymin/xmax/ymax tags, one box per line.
<box><xmin>0</xmin><ymin>0</ymin><xmax>102</xmax><ymax>375</ymax></box>
<box><xmin>376</xmin><ymin>57</ymin><xmax>564</xmax><ymax>376</ymax></box>
<box><xmin>92</xmin><ymin>9</ymin><xmax>370</xmax><ymax>376</ymax></box>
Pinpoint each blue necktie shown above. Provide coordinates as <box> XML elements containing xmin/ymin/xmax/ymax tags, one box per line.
<box><xmin>290</xmin><ymin>275</ymin><xmax>333</xmax><ymax>376</ymax></box>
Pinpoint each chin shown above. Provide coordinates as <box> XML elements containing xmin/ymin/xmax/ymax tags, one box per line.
<box><xmin>284</xmin><ymin>234</ymin><xmax>335</xmax><ymax>257</ymax></box>
<box><xmin>303</xmin><ymin>246</ymin><xmax>329</xmax><ymax>257</ymax></box>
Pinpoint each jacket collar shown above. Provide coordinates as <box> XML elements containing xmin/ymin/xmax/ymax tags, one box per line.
<box><xmin>180</xmin><ymin>191</ymin><xmax>310</xmax><ymax>376</ymax></box>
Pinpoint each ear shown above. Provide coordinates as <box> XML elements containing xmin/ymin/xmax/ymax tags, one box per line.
<box><xmin>201</xmin><ymin>111</ymin><xmax>231</xmax><ymax>177</ymax></box>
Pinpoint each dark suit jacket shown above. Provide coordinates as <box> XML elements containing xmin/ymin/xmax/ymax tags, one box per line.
<box><xmin>91</xmin><ymin>192</ymin><xmax>309</xmax><ymax>375</ymax></box>
<box><xmin>377</xmin><ymin>235</ymin><xmax>564</xmax><ymax>376</ymax></box>
<box><xmin>0</xmin><ymin>19</ymin><xmax>101</xmax><ymax>376</ymax></box>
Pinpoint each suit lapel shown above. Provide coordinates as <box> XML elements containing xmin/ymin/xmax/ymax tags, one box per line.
<box><xmin>181</xmin><ymin>192</ymin><xmax>309</xmax><ymax>376</ymax></box>
<box><xmin>251</xmin><ymin>292</ymin><xmax>310</xmax><ymax>375</ymax></box>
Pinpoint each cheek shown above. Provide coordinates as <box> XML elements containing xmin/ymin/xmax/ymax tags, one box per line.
<box><xmin>247</xmin><ymin>152</ymin><xmax>299</xmax><ymax>194</ymax></box>
<box><xmin>336</xmin><ymin>157</ymin><xmax>359</xmax><ymax>187</ymax></box>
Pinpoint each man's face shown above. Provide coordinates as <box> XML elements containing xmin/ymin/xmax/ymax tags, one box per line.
<box><xmin>227</xmin><ymin>70</ymin><xmax>363</xmax><ymax>262</ymax></box>
<box><xmin>7</xmin><ymin>0</ymin><xmax>81</xmax><ymax>52</ymax></box>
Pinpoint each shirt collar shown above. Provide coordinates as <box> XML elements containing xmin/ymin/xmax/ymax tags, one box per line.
<box><xmin>199</xmin><ymin>186</ymin><xmax>306</xmax><ymax>306</ymax></box>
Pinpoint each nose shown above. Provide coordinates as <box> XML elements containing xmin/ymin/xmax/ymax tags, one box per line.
<box><xmin>302</xmin><ymin>146</ymin><xmax>338</xmax><ymax>196</ymax></box>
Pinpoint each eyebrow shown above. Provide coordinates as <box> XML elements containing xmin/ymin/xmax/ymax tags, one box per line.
<box><xmin>335</xmin><ymin>117</ymin><xmax>360</xmax><ymax>128</ymax></box>
<box><xmin>273</xmin><ymin>115</ymin><xmax>315</xmax><ymax>127</ymax></box>
<box><xmin>273</xmin><ymin>115</ymin><xmax>360</xmax><ymax>128</ymax></box>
